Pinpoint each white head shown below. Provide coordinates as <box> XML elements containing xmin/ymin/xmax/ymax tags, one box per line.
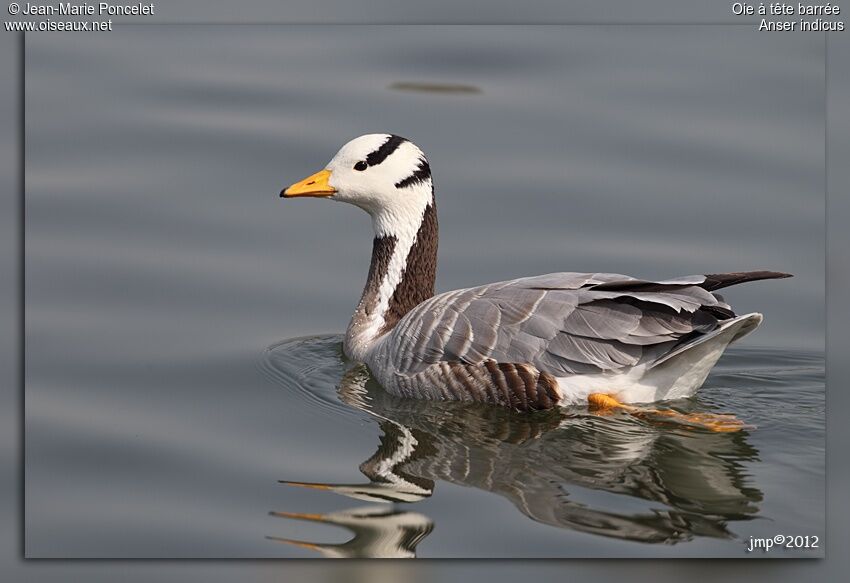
<box><xmin>281</xmin><ymin>134</ymin><xmax>433</xmax><ymax>238</ymax></box>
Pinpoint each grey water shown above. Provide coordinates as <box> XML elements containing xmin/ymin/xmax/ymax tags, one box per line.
<box><xmin>24</xmin><ymin>26</ymin><xmax>824</xmax><ymax>557</ymax></box>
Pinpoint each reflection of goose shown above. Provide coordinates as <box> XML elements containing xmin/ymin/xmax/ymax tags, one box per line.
<box><xmin>280</xmin><ymin>134</ymin><xmax>790</xmax><ymax>411</ymax></box>
<box><xmin>268</xmin><ymin>505</ymin><xmax>433</xmax><ymax>558</ymax></box>
<box><xmin>275</xmin><ymin>358</ymin><xmax>762</xmax><ymax>546</ymax></box>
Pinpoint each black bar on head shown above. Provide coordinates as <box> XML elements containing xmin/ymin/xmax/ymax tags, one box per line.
<box><xmin>395</xmin><ymin>158</ymin><xmax>431</xmax><ymax>189</ymax></box>
<box><xmin>366</xmin><ymin>135</ymin><xmax>407</xmax><ymax>167</ymax></box>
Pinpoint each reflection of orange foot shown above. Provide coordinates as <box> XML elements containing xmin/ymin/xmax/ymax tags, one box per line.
<box><xmin>658</xmin><ymin>410</ymin><xmax>748</xmax><ymax>433</ymax></box>
<box><xmin>587</xmin><ymin>393</ymin><xmax>749</xmax><ymax>433</ymax></box>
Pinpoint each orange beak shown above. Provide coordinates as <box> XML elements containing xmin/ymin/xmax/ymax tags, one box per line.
<box><xmin>281</xmin><ymin>169</ymin><xmax>336</xmax><ymax>198</ymax></box>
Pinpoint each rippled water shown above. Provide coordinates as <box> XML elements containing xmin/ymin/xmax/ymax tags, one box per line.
<box><xmin>25</xmin><ymin>27</ymin><xmax>824</xmax><ymax>557</ymax></box>
<box><xmin>259</xmin><ymin>337</ymin><xmax>823</xmax><ymax>557</ymax></box>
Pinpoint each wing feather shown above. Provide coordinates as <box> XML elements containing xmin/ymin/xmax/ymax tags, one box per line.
<box><xmin>385</xmin><ymin>272</ymin><xmax>733</xmax><ymax>377</ymax></box>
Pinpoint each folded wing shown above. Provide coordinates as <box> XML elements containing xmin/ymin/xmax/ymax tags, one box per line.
<box><xmin>385</xmin><ymin>271</ymin><xmax>786</xmax><ymax>378</ymax></box>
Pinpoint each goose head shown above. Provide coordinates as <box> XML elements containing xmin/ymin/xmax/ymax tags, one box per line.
<box><xmin>281</xmin><ymin>134</ymin><xmax>439</xmax><ymax>361</ymax></box>
<box><xmin>281</xmin><ymin>133</ymin><xmax>433</xmax><ymax>238</ymax></box>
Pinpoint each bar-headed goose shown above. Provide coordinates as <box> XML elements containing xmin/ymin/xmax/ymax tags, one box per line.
<box><xmin>280</xmin><ymin>134</ymin><xmax>790</xmax><ymax>415</ymax></box>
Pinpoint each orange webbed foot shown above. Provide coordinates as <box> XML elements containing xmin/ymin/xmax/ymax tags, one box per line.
<box><xmin>587</xmin><ymin>393</ymin><xmax>750</xmax><ymax>432</ymax></box>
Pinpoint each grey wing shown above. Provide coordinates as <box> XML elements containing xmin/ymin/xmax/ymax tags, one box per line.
<box><xmin>386</xmin><ymin>272</ymin><xmax>732</xmax><ymax>377</ymax></box>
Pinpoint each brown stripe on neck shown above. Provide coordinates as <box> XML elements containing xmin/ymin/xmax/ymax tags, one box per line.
<box><xmin>380</xmin><ymin>202</ymin><xmax>438</xmax><ymax>334</ymax></box>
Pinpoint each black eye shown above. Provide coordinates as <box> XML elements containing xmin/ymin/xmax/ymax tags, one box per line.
<box><xmin>354</xmin><ymin>161</ymin><xmax>368</xmax><ymax>171</ymax></box>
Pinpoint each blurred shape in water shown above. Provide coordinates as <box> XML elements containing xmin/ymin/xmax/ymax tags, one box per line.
<box><xmin>388</xmin><ymin>81</ymin><xmax>482</xmax><ymax>94</ymax></box>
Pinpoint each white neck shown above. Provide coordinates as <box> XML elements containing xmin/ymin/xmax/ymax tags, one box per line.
<box><xmin>344</xmin><ymin>188</ymin><xmax>436</xmax><ymax>362</ymax></box>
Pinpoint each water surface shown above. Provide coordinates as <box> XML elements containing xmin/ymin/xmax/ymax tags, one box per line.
<box><xmin>259</xmin><ymin>337</ymin><xmax>823</xmax><ymax>557</ymax></box>
<box><xmin>25</xmin><ymin>26</ymin><xmax>824</xmax><ymax>557</ymax></box>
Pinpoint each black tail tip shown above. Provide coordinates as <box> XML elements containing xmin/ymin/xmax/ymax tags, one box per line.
<box><xmin>702</xmin><ymin>271</ymin><xmax>793</xmax><ymax>291</ymax></box>
<box><xmin>749</xmin><ymin>270</ymin><xmax>793</xmax><ymax>279</ymax></box>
